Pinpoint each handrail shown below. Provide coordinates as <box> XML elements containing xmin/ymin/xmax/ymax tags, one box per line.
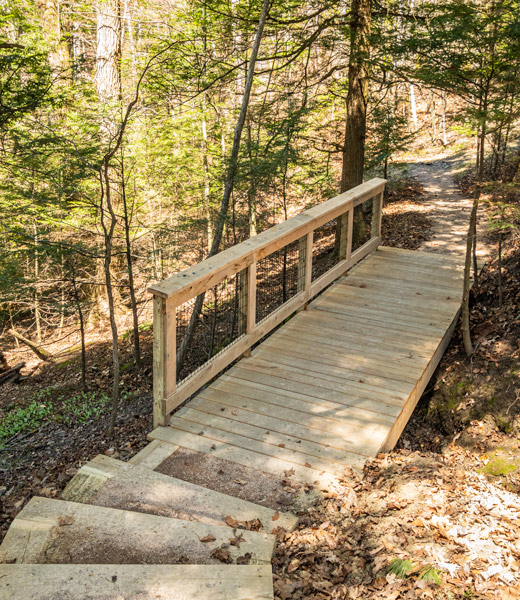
<box><xmin>148</xmin><ymin>178</ymin><xmax>386</xmax><ymax>304</ymax></box>
<box><xmin>149</xmin><ymin>177</ymin><xmax>386</xmax><ymax>426</ymax></box>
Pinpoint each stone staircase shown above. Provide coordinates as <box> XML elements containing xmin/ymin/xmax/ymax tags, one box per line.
<box><xmin>0</xmin><ymin>436</ymin><xmax>303</xmax><ymax>599</ymax></box>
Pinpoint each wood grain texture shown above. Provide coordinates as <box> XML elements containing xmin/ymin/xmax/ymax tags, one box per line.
<box><xmin>150</xmin><ymin>247</ymin><xmax>464</xmax><ymax>479</ymax></box>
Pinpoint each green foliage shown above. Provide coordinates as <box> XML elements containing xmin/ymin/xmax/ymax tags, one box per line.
<box><xmin>419</xmin><ymin>565</ymin><xmax>443</xmax><ymax>585</ymax></box>
<box><xmin>388</xmin><ymin>558</ymin><xmax>415</xmax><ymax>578</ymax></box>
<box><xmin>0</xmin><ymin>390</ymin><xmax>54</xmax><ymax>445</ymax></box>
<box><xmin>0</xmin><ymin>388</ymin><xmax>111</xmax><ymax>446</ymax></box>
<box><xmin>388</xmin><ymin>558</ymin><xmax>442</xmax><ymax>585</ymax></box>
<box><xmin>367</xmin><ymin>98</ymin><xmax>416</xmax><ymax>177</ymax></box>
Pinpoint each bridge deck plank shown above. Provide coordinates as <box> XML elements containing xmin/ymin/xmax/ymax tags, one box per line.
<box><xmin>149</xmin><ymin>247</ymin><xmax>464</xmax><ymax>482</ymax></box>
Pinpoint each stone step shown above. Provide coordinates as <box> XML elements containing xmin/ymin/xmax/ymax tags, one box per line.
<box><xmin>0</xmin><ymin>497</ymin><xmax>275</xmax><ymax>566</ymax></box>
<box><xmin>0</xmin><ymin>564</ymin><xmax>273</xmax><ymax>599</ymax></box>
<box><xmin>62</xmin><ymin>454</ymin><xmax>298</xmax><ymax>533</ymax></box>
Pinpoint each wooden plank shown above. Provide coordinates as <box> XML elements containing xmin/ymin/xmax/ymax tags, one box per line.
<box><xmin>379</xmin><ymin>309</ymin><xmax>461</xmax><ymax>452</ymax></box>
<box><xmin>148</xmin><ymin>178</ymin><xmax>385</xmax><ymax>303</ymax></box>
<box><xmin>292</xmin><ymin>309</ymin><xmax>438</xmax><ymax>349</ymax></box>
<box><xmin>193</xmin><ymin>387</ymin><xmax>389</xmax><ymax>444</ymax></box>
<box><xmin>318</xmin><ymin>289</ymin><xmax>459</xmax><ymax>322</ymax></box>
<box><xmin>252</xmin><ymin>349</ymin><xmax>415</xmax><ymax>395</ymax></box>
<box><xmin>280</xmin><ymin>315</ymin><xmax>436</xmax><ymax>358</ymax></box>
<box><xmin>170</xmin><ymin>413</ymin><xmax>363</xmax><ymax>478</ymax></box>
<box><xmin>254</xmin><ymin>344</ymin><xmax>418</xmax><ymax>392</ymax></box>
<box><xmin>350</xmin><ymin>261</ymin><xmax>463</xmax><ymax>286</ymax></box>
<box><xmin>240</xmin><ymin>263</ymin><xmax>256</xmax><ymax>358</ymax></box>
<box><xmin>62</xmin><ymin>454</ymin><xmax>297</xmax><ymax>533</ymax></box>
<box><xmin>270</xmin><ymin>331</ymin><xmax>427</xmax><ymax>379</ymax></box>
<box><xmin>369</xmin><ymin>252</ymin><xmax>465</xmax><ymax>274</ymax></box>
<box><xmin>331</xmin><ymin>280</ymin><xmax>462</xmax><ymax>311</ymax></box>
<box><xmin>222</xmin><ymin>368</ymin><xmax>404</xmax><ymax>416</ymax></box>
<box><xmin>344</xmin><ymin>274</ymin><xmax>461</xmax><ymax>300</ymax></box>
<box><xmin>311</xmin><ymin>292</ymin><xmax>456</xmax><ymax>326</ymax></box>
<box><xmin>310</xmin><ymin>302</ymin><xmax>449</xmax><ymax>335</ymax></box>
<box><xmin>149</xmin><ymin>426</ymin><xmax>342</xmax><ymax>485</ymax></box>
<box><xmin>128</xmin><ymin>439</ymin><xmax>179</xmax><ymax>470</ymax></box>
<box><xmin>177</xmin><ymin>402</ymin><xmax>375</xmax><ymax>466</ymax></box>
<box><xmin>0</xmin><ymin>564</ymin><xmax>275</xmax><ymax>600</ymax></box>
<box><xmin>371</xmin><ymin>190</ymin><xmax>383</xmax><ymax>237</ymax></box>
<box><xmin>0</xmin><ymin>496</ymin><xmax>275</xmax><ymax>566</ymax></box>
<box><xmin>214</xmin><ymin>375</ymin><xmax>398</xmax><ymax>424</ymax></box>
<box><xmin>261</xmin><ymin>334</ymin><xmax>424</xmax><ymax>381</ymax></box>
<box><xmin>153</xmin><ymin>296</ymin><xmax>176</xmax><ymax>428</ymax></box>
<box><xmin>376</xmin><ymin>245</ymin><xmax>463</xmax><ymax>265</ymax></box>
<box><xmin>236</xmin><ymin>358</ymin><xmax>409</xmax><ymax>405</ymax></box>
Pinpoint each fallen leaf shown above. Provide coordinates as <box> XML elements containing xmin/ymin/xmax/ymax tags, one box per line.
<box><xmin>210</xmin><ymin>547</ymin><xmax>232</xmax><ymax>564</ymax></box>
<box><xmin>225</xmin><ymin>515</ymin><xmax>239</xmax><ymax>528</ymax></box>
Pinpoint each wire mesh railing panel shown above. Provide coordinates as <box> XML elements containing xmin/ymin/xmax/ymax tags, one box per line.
<box><xmin>311</xmin><ymin>216</ymin><xmax>343</xmax><ymax>282</ymax></box>
<box><xmin>175</xmin><ymin>272</ymin><xmax>246</xmax><ymax>383</ymax></box>
<box><xmin>256</xmin><ymin>239</ymin><xmax>302</xmax><ymax>323</ymax></box>
<box><xmin>352</xmin><ymin>196</ymin><xmax>374</xmax><ymax>252</ymax></box>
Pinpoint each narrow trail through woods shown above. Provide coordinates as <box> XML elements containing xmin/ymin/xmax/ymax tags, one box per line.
<box><xmin>409</xmin><ymin>155</ymin><xmax>490</xmax><ymax>259</ymax></box>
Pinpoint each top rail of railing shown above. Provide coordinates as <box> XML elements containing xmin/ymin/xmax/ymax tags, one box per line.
<box><xmin>148</xmin><ymin>178</ymin><xmax>386</xmax><ymax>306</ymax></box>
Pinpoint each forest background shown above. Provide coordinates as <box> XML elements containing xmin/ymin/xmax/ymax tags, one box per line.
<box><xmin>1</xmin><ymin>0</ymin><xmax>520</xmax><ymax>444</ymax></box>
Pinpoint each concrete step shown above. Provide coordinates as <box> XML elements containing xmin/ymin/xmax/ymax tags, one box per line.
<box><xmin>61</xmin><ymin>454</ymin><xmax>298</xmax><ymax>533</ymax></box>
<box><xmin>0</xmin><ymin>497</ymin><xmax>275</xmax><ymax>565</ymax></box>
<box><xmin>0</xmin><ymin>564</ymin><xmax>273</xmax><ymax>599</ymax></box>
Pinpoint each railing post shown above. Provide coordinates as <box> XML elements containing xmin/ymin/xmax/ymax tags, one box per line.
<box><xmin>297</xmin><ymin>232</ymin><xmax>313</xmax><ymax>309</ymax></box>
<box><xmin>153</xmin><ymin>295</ymin><xmax>176</xmax><ymax>427</ymax></box>
<box><xmin>371</xmin><ymin>190</ymin><xmax>384</xmax><ymax>238</ymax></box>
<box><xmin>346</xmin><ymin>208</ymin><xmax>354</xmax><ymax>259</ymax></box>
<box><xmin>239</xmin><ymin>263</ymin><xmax>256</xmax><ymax>357</ymax></box>
<box><xmin>338</xmin><ymin>211</ymin><xmax>350</xmax><ymax>260</ymax></box>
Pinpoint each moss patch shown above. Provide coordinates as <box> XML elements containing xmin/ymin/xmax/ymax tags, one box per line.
<box><xmin>480</xmin><ymin>453</ymin><xmax>520</xmax><ymax>478</ymax></box>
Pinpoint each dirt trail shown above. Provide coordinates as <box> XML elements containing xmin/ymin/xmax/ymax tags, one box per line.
<box><xmin>409</xmin><ymin>156</ymin><xmax>490</xmax><ymax>259</ymax></box>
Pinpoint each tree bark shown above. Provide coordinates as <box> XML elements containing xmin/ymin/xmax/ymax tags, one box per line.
<box><xmin>461</xmin><ymin>189</ymin><xmax>480</xmax><ymax>357</ymax></box>
<box><xmin>96</xmin><ymin>0</ymin><xmax>122</xmax><ymax>106</ymax></box>
<box><xmin>91</xmin><ymin>0</ymin><xmax>125</xmax><ymax>324</ymax></box>
<box><xmin>340</xmin><ymin>0</ymin><xmax>371</xmax><ymax>246</ymax></box>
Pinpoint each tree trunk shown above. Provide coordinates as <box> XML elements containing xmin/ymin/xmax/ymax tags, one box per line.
<box><xmin>37</xmin><ymin>0</ymin><xmax>71</xmax><ymax>73</ymax></box>
<box><xmin>176</xmin><ymin>0</ymin><xmax>271</xmax><ymax>375</ymax></box>
<box><xmin>121</xmin><ymin>150</ymin><xmax>141</xmax><ymax>365</ymax></box>
<box><xmin>92</xmin><ymin>0</ymin><xmax>125</xmax><ymax>324</ymax></box>
<box><xmin>96</xmin><ymin>0</ymin><xmax>122</xmax><ymax>106</ymax></box>
<box><xmin>340</xmin><ymin>0</ymin><xmax>371</xmax><ymax>246</ymax></box>
<box><xmin>461</xmin><ymin>190</ymin><xmax>480</xmax><ymax>357</ymax></box>
<box><xmin>409</xmin><ymin>84</ymin><xmax>418</xmax><ymax>131</ymax></box>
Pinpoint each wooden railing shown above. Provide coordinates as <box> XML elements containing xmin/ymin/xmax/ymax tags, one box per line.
<box><xmin>149</xmin><ymin>177</ymin><xmax>386</xmax><ymax>427</ymax></box>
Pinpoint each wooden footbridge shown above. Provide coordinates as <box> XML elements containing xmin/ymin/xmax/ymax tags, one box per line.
<box><xmin>0</xmin><ymin>179</ymin><xmax>465</xmax><ymax>599</ymax></box>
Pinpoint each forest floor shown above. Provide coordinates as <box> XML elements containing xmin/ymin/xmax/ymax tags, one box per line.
<box><xmin>271</xmin><ymin>155</ymin><xmax>520</xmax><ymax>599</ymax></box>
<box><xmin>1</xmin><ymin>154</ymin><xmax>520</xmax><ymax>599</ymax></box>
<box><xmin>0</xmin><ymin>175</ymin><xmax>430</xmax><ymax>542</ymax></box>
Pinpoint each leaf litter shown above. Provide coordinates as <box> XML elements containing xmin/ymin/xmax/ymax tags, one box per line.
<box><xmin>272</xmin><ymin>450</ymin><xmax>520</xmax><ymax>599</ymax></box>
